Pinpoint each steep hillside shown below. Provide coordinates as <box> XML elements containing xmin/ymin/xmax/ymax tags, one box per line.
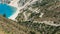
<box><xmin>16</xmin><ymin>0</ymin><xmax>60</xmax><ymax>34</ymax></box>
<box><xmin>0</xmin><ymin>16</ymin><xmax>40</xmax><ymax>34</ymax></box>
<box><xmin>0</xmin><ymin>0</ymin><xmax>60</xmax><ymax>34</ymax></box>
<box><xmin>16</xmin><ymin>0</ymin><xmax>60</xmax><ymax>26</ymax></box>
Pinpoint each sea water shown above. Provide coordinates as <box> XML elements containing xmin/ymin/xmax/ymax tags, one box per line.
<box><xmin>0</xmin><ymin>3</ymin><xmax>17</xmax><ymax>18</ymax></box>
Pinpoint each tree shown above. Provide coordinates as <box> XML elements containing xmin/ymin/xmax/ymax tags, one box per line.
<box><xmin>3</xmin><ymin>13</ymin><xmax>6</xmax><ymax>17</ymax></box>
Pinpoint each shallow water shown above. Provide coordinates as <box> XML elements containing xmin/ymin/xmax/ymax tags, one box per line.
<box><xmin>0</xmin><ymin>3</ymin><xmax>17</xmax><ymax>18</ymax></box>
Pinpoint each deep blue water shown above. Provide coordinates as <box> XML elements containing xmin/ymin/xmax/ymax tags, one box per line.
<box><xmin>0</xmin><ymin>3</ymin><xmax>17</xmax><ymax>18</ymax></box>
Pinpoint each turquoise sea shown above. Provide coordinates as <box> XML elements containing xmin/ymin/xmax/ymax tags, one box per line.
<box><xmin>0</xmin><ymin>3</ymin><xmax>17</xmax><ymax>18</ymax></box>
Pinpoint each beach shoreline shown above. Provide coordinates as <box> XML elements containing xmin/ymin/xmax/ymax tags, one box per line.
<box><xmin>8</xmin><ymin>0</ymin><xmax>20</xmax><ymax>21</ymax></box>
